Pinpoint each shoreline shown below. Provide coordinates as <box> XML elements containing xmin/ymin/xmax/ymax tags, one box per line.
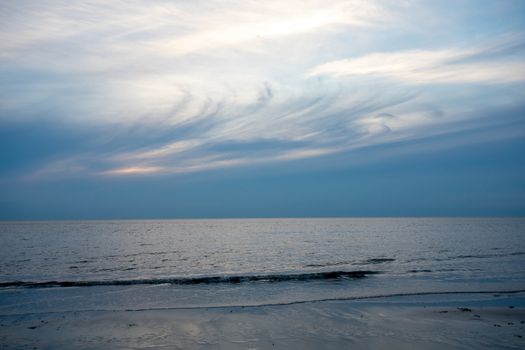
<box><xmin>2</xmin><ymin>292</ymin><xmax>524</xmax><ymax>349</ymax></box>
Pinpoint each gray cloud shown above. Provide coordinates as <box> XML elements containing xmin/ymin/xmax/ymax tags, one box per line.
<box><xmin>1</xmin><ymin>1</ymin><xmax>524</xmax><ymax>179</ymax></box>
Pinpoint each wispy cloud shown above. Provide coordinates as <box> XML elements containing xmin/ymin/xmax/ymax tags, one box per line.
<box><xmin>1</xmin><ymin>1</ymin><xmax>525</xmax><ymax>180</ymax></box>
<box><xmin>0</xmin><ymin>0</ymin><xmax>387</xmax><ymax>65</ymax></box>
<box><xmin>101</xmin><ymin>166</ymin><xmax>165</xmax><ymax>176</ymax></box>
<box><xmin>309</xmin><ymin>36</ymin><xmax>525</xmax><ymax>84</ymax></box>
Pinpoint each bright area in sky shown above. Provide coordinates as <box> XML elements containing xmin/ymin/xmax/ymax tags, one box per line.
<box><xmin>0</xmin><ymin>0</ymin><xmax>524</xmax><ymax>218</ymax></box>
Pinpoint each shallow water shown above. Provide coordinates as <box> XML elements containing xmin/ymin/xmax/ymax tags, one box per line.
<box><xmin>1</xmin><ymin>218</ymin><xmax>524</xmax><ymax>314</ymax></box>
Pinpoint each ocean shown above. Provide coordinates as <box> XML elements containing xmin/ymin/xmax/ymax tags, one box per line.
<box><xmin>1</xmin><ymin>218</ymin><xmax>524</xmax><ymax>315</ymax></box>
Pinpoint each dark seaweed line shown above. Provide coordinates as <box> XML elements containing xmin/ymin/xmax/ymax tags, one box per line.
<box><xmin>1</xmin><ymin>289</ymin><xmax>524</xmax><ymax>318</ymax></box>
<box><xmin>0</xmin><ymin>270</ymin><xmax>379</xmax><ymax>289</ymax></box>
<box><xmin>127</xmin><ymin>289</ymin><xmax>525</xmax><ymax>312</ymax></box>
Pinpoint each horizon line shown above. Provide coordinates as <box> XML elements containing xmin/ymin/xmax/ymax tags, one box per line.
<box><xmin>2</xmin><ymin>216</ymin><xmax>524</xmax><ymax>223</ymax></box>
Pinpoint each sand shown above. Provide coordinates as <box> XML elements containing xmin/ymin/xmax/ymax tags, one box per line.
<box><xmin>1</xmin><ymin>293</ymin><xmax>524</xmax><ymax>349</ymax></box>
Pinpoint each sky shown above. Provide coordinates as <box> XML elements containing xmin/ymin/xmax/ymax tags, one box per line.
<box><xmin>1</xmin><ymin>0</ymin><xmax>525</xmax><ymax>219</ymax></box>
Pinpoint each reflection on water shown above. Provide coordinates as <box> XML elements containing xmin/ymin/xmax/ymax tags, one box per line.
<box><xmin>0</xmin><ymin>218</ymin><xmax>524</xmax><ymax>312</ymax></box>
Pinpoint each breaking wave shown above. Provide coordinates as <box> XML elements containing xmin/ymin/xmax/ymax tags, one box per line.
<box><xmin>0</xmin><ymin>270</ymin><xmax>380</xmax><ymax>289</ymax></box>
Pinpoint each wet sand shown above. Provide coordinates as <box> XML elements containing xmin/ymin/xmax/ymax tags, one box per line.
<box><xmin>1</xmin><ymin>293</ymin><xmax>524</xmax><ymax>349</ymax></box>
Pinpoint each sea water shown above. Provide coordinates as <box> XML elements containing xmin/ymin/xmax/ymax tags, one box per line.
<box><xmin>1</xmin><ymin>218</ymin><xmax>524</xmax><ymax>315</ymax></box>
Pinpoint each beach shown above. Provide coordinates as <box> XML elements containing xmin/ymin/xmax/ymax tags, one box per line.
<box><xmin>1</xmin><ymin>219</ymin><xmax>524</xmax><ymax>349</ymax></box>
<box><xmin>2</xmin><ymin>0</ymin><xmax>525</xmax><ymax>347</ymax></box>
<box><xmin>2</xmin><ymin>292</ymin><xmax>524</xmax><ymax>349</ymax></box>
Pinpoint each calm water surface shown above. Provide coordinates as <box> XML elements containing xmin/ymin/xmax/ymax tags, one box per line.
<box><xmin>1</xmin><ymin>218</ymin><xmax>524</xmax><ymax>314</ymax></box>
